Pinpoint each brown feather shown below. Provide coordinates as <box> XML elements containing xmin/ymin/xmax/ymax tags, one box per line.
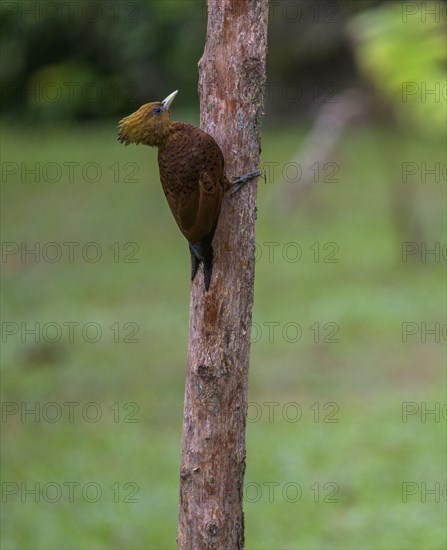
<box><xmin>158</xmin><ymin>122</ymin><xmax>228</xmax><ymax>243</ymax></box>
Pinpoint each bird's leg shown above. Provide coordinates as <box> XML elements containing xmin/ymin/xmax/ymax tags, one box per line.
<box><xmin>228</xmin><ymin>170</ymin><xmax>263</xmax><ymax>195</ymax></box>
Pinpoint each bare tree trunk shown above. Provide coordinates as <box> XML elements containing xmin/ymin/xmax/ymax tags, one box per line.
<box><xmin>177</xmin><ymin>1</ymin><xmax>269</xmax><ymax>548</ymax></box>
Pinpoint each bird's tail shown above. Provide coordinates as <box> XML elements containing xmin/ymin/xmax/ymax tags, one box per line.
<box><xmin>189</xmin><ymin>237</ymin><xmax>214</xmax><ymax>292</ymax></box>
<box><xmin>188</xmin><ymin>241</ymin><xmax>213</xmax><ymax>291</ymax></box>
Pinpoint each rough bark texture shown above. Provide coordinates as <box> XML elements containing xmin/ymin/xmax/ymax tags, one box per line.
<box><xmin>178</xmin><ymin>1</ymin><xmax>269</xmax><ymax>548</ymax></box>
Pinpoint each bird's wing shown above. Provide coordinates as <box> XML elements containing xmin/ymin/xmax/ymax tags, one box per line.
<box><xmin>159</xmin><ymin>124</ymin><xmax>226</xmax><ymax>243</ymax></box>
<box><xmin>176</xmin><ymin>170</ymin><xmax>223</xmax><ymax>243</ymax></box>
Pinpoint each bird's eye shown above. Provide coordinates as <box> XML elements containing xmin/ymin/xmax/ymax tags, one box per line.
<box><xmin>153</xmin><ymin>106</ymin><xmax>163</xmax><ymax>114</ymax></box>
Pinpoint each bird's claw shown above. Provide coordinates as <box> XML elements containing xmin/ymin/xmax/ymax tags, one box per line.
<box><xmin>229</xmin><ymin>170</ymin><xmax>263</xmax><ymax>195</ymax></box>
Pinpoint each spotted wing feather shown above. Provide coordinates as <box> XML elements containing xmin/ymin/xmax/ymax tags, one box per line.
<box><xmin>158</xmin><ymin>122</ymin><xmax>227</xmax><ymax>244</ymax></box>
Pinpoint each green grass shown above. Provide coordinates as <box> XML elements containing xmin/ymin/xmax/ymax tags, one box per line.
<box><xmin>1</xmin><ymin>120</ymin><xmax>445</xmax><ymax>549</ymax></box>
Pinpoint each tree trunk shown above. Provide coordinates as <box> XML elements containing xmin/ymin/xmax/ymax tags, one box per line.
<box><xmin>177</xmin><ymin>1</ymin><xmax>269</xmax><ymax>548</ymax></box>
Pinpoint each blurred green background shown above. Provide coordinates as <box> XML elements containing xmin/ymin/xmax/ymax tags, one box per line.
<box><xmin>1</xmin><ymin>1</ymin><xmax>446</xmax><ymax>549</ymax></box>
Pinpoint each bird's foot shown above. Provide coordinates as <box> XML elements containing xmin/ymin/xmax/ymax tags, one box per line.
<box><xmin>228</xmin><ymin>170</ymin><xmax>262</xmax><ymax>195</ymax></box>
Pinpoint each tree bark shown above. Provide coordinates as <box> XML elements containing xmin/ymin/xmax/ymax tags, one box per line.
<box><xmin>178</xmin><ymin>1</ymin><xmax>269</xmax><ymax>548</ymax></box>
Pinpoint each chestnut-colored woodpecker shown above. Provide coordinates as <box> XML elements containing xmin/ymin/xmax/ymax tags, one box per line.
<box><xmin>118</xmin><ymin>91</ymin><xmax>260</xmax><ymax>290</ymax></box>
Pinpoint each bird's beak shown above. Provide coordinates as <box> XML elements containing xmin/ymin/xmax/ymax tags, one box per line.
<box><xmin>162</xmin><ymin>90</ymin><xmax>178</xmax><ymax>111</ymax></box>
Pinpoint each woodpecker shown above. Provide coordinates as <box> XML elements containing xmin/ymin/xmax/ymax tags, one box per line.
<box><xmin>118</xmin><ymin>91</ymin><xmax>260</xmax><ymax>290</ymax></box>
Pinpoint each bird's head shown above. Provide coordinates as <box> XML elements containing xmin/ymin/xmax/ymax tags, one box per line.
<box><xmin>118</xmin><ymin>90</ymin><xmax>178</xmax><ymax>147</ymax></box>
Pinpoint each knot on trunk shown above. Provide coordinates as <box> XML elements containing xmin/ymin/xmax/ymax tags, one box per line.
<box><xmin>180</xmin><ymin>466</ymin><xmax>201</xmax><ymax>481</ymax></box>
<box><xmin>197</xmin><ymin>363</ymin><xmax>215</xmax><ymax>381</ymax></box>
<box><xmin>180</xmin><ymin>468</ymin><xmax>191</xmax><ymax>480</ymax></box>
<box><xmin>205</xmin><ymin>522</ymin><xmax>219</xmax><ymax>537</ymax></box>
